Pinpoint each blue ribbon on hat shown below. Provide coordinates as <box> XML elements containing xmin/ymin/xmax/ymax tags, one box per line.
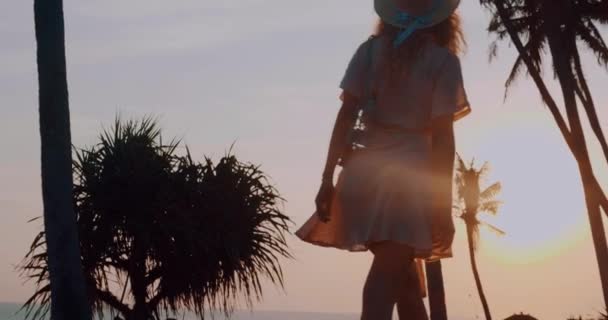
<box><xmin>393</xmin><ymin>0</ymin><xmax>441</xmax><ymax>48</ymax></box>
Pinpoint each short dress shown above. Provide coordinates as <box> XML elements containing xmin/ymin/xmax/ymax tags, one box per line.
<box><xmin>296</xmin><ymin>35</ymin><xmax>471</xmax><ymax>261</ymax></box>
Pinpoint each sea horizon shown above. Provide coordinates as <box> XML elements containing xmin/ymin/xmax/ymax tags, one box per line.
<box><xmin>0</xmin><ymin>302</ymin><xmax>476</xmax><ymax>320</ymax></box>
<box><xmin>0</xmin><ymin>302</ymin><xmax>362</xmax><ymax>320</ymax></box>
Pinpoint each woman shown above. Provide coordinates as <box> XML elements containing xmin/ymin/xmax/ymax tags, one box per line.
<box><xmin>296</xmin><ymin>0</ymin><xmax>469</xmax><ymax>319</ymax></box>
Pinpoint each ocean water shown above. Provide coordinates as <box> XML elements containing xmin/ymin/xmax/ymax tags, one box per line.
<box><xmin>0</xmin><ymin>303</ymin><xmax>358</xmax><ymax>320</ymax></box>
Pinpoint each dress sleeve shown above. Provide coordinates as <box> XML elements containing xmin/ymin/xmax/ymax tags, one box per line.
<box><xmin>431</xmin><ymin>53</ymin><xmax>471</xmax><ymax>122</ymax></box>
<box><xmin>339</xmin><ymin>40</ymin><xmax>371</xmax><ymax>100</ymax></box>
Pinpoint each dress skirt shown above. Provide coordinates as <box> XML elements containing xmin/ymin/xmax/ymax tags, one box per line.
<box><xmin>296</xmin><ymin>131</ymin><xmax>452</xmax><ymax>261</ymax></box>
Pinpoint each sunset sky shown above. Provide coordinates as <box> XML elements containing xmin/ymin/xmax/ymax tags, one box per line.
<box><xmin>1</xmin><ymin>1</ymin><xmax>608</xmax><ymax>319</ymax></box>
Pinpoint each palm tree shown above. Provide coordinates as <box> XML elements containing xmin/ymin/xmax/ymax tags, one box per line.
<box><xmin>33</xmin><ymin>0</ymin><xmax>92</xmax><ymax>318</ymax></box>
<box><xmin>454</xmin><ymin>155</ymin><xmax>504</xmax><ymax>320</ymax></box>
<box><xmin>20</xmin><ymin>118</ymin><xmax>292</xmax><ymax>320</ymax></box>
<box><xmin>480</xmin><ymin>0</ymin><xmax>608</xmax><ymax>307</ymax></box>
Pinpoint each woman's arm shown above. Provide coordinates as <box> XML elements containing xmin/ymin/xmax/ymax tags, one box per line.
<box><xmin>315</xmin><ymin>92</ymin><xmax>359</xmax><ymax>222</ymax></box>
<box><xmin>321</xmin><ymin>92</ymin><xmax>360</xmax><ymax>183</ymax></box>
<box><xmin>430</xmin><ymin>116</ymin><xmax>456</xmax><ymax>245</ymax></box>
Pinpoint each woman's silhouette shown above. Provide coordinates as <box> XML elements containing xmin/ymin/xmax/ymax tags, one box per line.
<box><xmin>296</xmin><ymin>0</ymin><xmax>469</xmax><ymax>319</ymax></box>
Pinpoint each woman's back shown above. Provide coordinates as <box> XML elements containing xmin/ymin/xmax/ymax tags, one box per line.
<box><xmin>341</xmin><ymin>35</ymin><xmax>469</xmax><ymax>131</ymax></box>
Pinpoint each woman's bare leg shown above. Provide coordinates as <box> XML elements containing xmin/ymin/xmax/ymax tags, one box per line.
<box><xmin>361</xmin><ymin>242</ymin><xmax>414</xmax><ymax>320</ymax></box>
<box><xmin>396</xmin><ymin>261</ymin><xmax>428</xmax><ymax>320</ymax></box>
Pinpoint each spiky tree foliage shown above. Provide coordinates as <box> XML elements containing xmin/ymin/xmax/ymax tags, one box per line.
<box><xmin>20</xmin><ymin>117</ymin><xmax>291</xmax><ymax>320</ymax></box>
<box><xmin>486</xmin><ymin>1</ymin><xmax>607</xmax><ymax>91</ymax></box>
<box><xmin>454</xmin><ymin>155</ymin><xmax>504</xmax><ymax>320</ymax></box>
<box><xmin>566</xmin><ymin>313</ymin><xmax>608</xmax><ymax>320</ymax></box>
<box><xmin>480</xmin><ymin>0</ymin><xmax>608</xmax><ymax>307</ymax></box>
<box><xmin>504</xmin><ymin>314</ymin><xmax>538</xmax><ymax>320</ymax></box>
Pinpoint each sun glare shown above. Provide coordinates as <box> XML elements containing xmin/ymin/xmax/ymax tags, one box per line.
<box><xmin>459</xmin><ymin>110</ymin><xmax>590</xmax><ymax>264</ymax></box>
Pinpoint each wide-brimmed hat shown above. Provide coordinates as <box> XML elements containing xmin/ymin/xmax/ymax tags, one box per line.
<box><xmin>374</xmin><ymin>0</ymin><xmax>461</xmax><ymax>46</ymax></box>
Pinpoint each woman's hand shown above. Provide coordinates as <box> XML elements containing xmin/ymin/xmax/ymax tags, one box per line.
<box><xmin>314</xmin><ymin>92</ymin><xmax>357</xmax><ymax>223</ymax></box>
<box><xmin>315</xmin><ymin>181</ymin><xmax>334</xmax><ymax>223</ymax></box>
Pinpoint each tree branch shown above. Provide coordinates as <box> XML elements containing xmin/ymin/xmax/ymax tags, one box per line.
<box><xmin>148</xmin><ymin>290</ymin><xmax>164</xmax><ymax>311</ymax></box>
<box><xmin>594</xmin><ymin>177</ymin><xmax>608</xmax><ymax>215</ymax></box>
<box><xmin>573</xmin><ymin>47</ymin><xmax>608</xmax><ymax>165</ymax></box>
<box><xmin>145</xmin><ymin>266</ymin><xmax>163</xmax><ymax>286</ymax></box>
<box><xmin>95</xmin><ymin>288</ymin><xmax>131</xmax><ymax>317</ymax></box>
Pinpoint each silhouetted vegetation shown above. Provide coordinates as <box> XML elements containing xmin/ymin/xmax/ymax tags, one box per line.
<box><xmin>455</xmin><ymin>155</ymin><xmax>504</xmax><ymax>320</ymax></box>
<box><xmin>480</xmin><ymin>0</ymin><xmax>608</xmax><ymax>307</ymax></box>
<box><xmin>20</xmin><ymin>117</ymin><xmax>292</xmax><ymax>320</ymax></box>
<box><xmin>567</xmin><ymin>312</ymin><xmax>608</xmax><ymax>320</ymax></box>
<box><xmin>505</xmin><ymin>313</ymin><xmax>538</xmax><ymax>320</ymax></box>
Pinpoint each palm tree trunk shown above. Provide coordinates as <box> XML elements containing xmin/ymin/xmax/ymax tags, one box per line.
<box><xmin>491</xmin><ymin>0</ymin><xmax>608</xmax><ymax>308</ymax></box>
<box><xmin>571</xmin><ymin>46</ymin><xmax>608</xmax><ymax>218</ymax></box>
<box><xmin>426</xmin><ymin>260</ymin><xmax>448</xmax><ymax>320</ymax></box>
<box><xmin>542</xmin><ymin>1</ymin><xmax>608</xmax><ymax>307</ymax></box>
<box><xmin>34</xmin><ymin>0</ymin><xmax>92</xmax><ymax>319</ymax></box>
<box><xmin>466</xmin><ymin>227</ymin><xmax>492</xmax><ymax>320</ymax></box>
<box><xmin>572</xmin><ymin>46</ymin><xmax>608</xmax><ymax>168</ymax></box>
<box><xmin>130</xmin><ymin>238</ymin><xmax>150</xmax><ymax>320</ymax></box>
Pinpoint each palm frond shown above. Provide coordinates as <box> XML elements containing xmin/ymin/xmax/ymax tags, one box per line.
<box><xmin>479</xmin><ymin>200</ymin><xmax>503</xmax><ymax>215</ymax></box>
<box><xmin>478</xmin><ymin>162</ymin><xmax>491</xmax><ymax>179</ymax></box>
<box><xmin>504</xmin><ymin>27</ymin><xmax>546</xmax><ymax>97</ymax></box>
<box><xmin>577</xmin><ymin>18</ymin><xmax>608</xmax><ymax>67</ymax></box>
<box><xmin>455</xmin><ymin>153</ymin><xmax>467</xmax><ymax>173</ymax></box>
<box><xmin>482</xmin><ymin>0</ymin><xmax>608</xmax><ymax>101</ymax></box>
<box><xmin>480</xmin><ymin>220</ymin><xmax>506</xmax><ymax>236</ymax></box>
<box><xmin>579</xmin><ymin>0</ymin><xmax>608</xmax><ymax>23</ymax></box>
<box><xmin>480</xmin><ymin>182</ymin><xmax>502</xmax><ymax>202</ymax></box>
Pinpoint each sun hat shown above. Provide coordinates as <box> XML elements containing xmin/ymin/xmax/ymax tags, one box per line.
<box><xmin>374</xmin><ymin>0</ymin><xmax>461</xmax><ymax>47</ymax></box>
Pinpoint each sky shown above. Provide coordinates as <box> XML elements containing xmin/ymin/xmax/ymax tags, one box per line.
<box><xmin>1</xmin><ymin>0</ymin><xmax>608</xmax><ymax>319</ymax></box>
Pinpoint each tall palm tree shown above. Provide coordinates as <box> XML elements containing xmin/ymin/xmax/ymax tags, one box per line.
<box><xmin>454</xmin><ymin>156</ymin><xmax>504</xmax><ymax>320</ymax></box>
<box><xmin>33</xmin><ymin>0</ymin><xmax>91</xmax><ymax>318</ymax></box>
<box><xmin>480</xmin><ymin>0</ymin><xmax>608</xmax><ymax>307</ymax></box>
<box><xmin>20</xmin><ymin>118</ymin><xmax>291</xmax><ymax>320</ymax></box>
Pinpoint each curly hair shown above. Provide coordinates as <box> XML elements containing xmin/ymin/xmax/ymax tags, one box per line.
<box><xmin>374</xmin><ymin>13</ymin><xmax>465</xmax><ymax>78</ymax></box>
<box><xmin>375</xmin><ymin>12</ymin><xmax>465</xmax><ymax>55</ymax></box>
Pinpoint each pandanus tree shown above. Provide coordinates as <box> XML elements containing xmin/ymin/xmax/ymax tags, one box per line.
<box><xmin>504</xmin><ymin>314</ymin><xmax>539</xmax><ymax>320</ymax></box>
<box><xmin>454</xmin><ymin>155</ymin><xmax>504</xmax><ymax>320</ymax></box>
<box><xmin>480</xmin><ymin>0</ymin><xmax>608</xmax><ymax>307</ymax></box>
<box><xmin>33</xmin><ymin>0</ymin><xmax>92</xmax><ymax>318</ymax></box>
<box><xmin>20</xmin><ymin>118</ymin><xmax>292</xmax><ymax>320</ymax></box>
